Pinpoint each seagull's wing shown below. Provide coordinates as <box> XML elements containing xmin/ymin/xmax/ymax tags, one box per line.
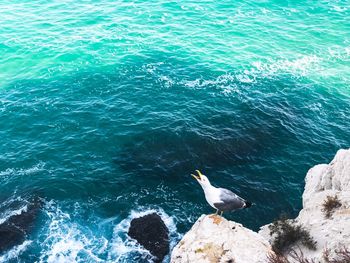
<box><xmin>213</xmin><ymin>188</ymin><xmax>246</xmax><ymax>211</ymax></box>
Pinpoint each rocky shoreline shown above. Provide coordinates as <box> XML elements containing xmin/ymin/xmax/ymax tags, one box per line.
<box><xmin>2</xmin><ymin>149</ymin><xmax>347</xmax><ymax>262</ymax></box>
<box><xmin>170</xmin><ymin>149</ymin><xmax>350</xmax><ymax>263</ymax></box>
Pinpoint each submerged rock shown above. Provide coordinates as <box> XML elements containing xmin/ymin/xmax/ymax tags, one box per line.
<box><xmin>128</xmin><ymin>212</ymin><xmax>169</xmax><ymax>263</ymax></box>
<box><xmin>171</xmin><ymin>214</ymin><xmax>273</xmax><ymax>263</ymax></box>
<box><xmin>0</xmin><ymin>198</ymin><xmax>42</xmax><ymax>253</ymax></box>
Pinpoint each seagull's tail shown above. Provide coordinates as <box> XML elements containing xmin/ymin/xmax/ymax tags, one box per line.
<box><xmin>244</xmin><ymin>201</ymin><xmax>252</xmax><ymax>209</ymax></box>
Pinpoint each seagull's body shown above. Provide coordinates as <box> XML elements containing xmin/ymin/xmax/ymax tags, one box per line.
<box><xmin>192</xmin><ymin>170</ymin><xmax>251</xmax><ymax>214</ymax></box>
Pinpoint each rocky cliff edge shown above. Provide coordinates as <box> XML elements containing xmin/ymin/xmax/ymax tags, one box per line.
<box><xmin>171</xmin><ymin>149</ymin><xmax>350</xmax><ymax>263</ymax></box>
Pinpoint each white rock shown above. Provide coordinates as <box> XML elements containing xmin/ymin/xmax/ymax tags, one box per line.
<box><xmin>171</xmin><ymin>214</ymin><xmax>273</xmax><ymax>263</ymax></box>
<box><xmin>172</xmin><ymin>149</ymin><xmax>350</xmax><ymax>263</ymax></box>
<box><xmin>303</xmin><ymin>149</ymin><xmax>350</xmax><ymax>206</ymax></box>
<box><xmin>260</xmin><ymin>148</ymin><xmax>350</xmax><ymax>262</ymax></box>
<box><xmin>296</xmin><ymin>149</ymin><xmax>350</xmax><ymax>261</ymax></box>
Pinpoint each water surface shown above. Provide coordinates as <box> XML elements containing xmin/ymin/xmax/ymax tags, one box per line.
<box><xmin>0</xmin><ymin>0</ymin><xmax>349</xmax><ymax>262</ymax></box>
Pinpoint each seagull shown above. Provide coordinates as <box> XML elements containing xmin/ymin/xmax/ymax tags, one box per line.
<box><xmin>191</xmin><ymin>170</ymin><xmax>252</xmax><ymax>216</ymax></box>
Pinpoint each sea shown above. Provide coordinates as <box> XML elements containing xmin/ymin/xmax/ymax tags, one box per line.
<box><xmin>0</xmin><ymin>0</ymin><xmax>349</xmax><ymax>262</ymax></box>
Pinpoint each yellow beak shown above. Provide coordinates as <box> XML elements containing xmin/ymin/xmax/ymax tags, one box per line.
<box><xmin>191</xmin><ymin>170</ymin><xmax>203</xmax><ymax>181</ymax></box>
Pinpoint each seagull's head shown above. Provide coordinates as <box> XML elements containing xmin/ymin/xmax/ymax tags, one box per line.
<box><xmin>191</xmin><ymin>170</ymin><xmax>211</xmax><ymax>187</ymax></box>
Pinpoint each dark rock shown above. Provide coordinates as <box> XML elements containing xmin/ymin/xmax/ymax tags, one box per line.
<box><xmin>128</xmin><ymin>213</ymin><xmax>169</xmax><ymax>263</ymax></box>
<box><xmin>0</xmin><ymin>197</ymin><xmax>43</xmax><ymax>253</ymax></box>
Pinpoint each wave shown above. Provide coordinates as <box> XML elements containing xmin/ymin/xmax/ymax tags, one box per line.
<box><xmin>0</xmin><ymin>240</ymin><xmax>32</xmax><ymax>263</ymax></box>
<box><xmin>38</xmin><ymin>201</ymin><xmax>106</xmax><ymax>263</ymax></box>
<box><xmin>140</xmin><ymin>44</ymin><xmax>349</xmax><ymax>96</ymax></box>
<box><xmin>0</xmin><ymin>162</ymin><xmax>45</xmax><ymax>177</ymax></box>
<box><xmin>0</xmin><ymin>204</ymin><xmax>28</xmax><ymax>225</ymax></box>
<box><xmin>35</xmin><ymin>201</ymin><xmax>180</xmax><ymax>263</ymax></box>
<box><xmin>251</xmin><ymin>55</ymin><xmax>321</xmax><ymax>77</ymax></box>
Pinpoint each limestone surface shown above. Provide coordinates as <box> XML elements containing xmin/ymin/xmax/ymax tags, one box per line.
<box><xmin>260</xmin><ymin>148</ymin><xmax>350</xmax><ymax>262</ymax></box>
<box><xmin>171</xmin><ymin>214</ymin><xmax>273</xmax><ymax>263</ymax></box>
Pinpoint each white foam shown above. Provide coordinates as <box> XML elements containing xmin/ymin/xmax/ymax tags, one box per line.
<box><xmin>108</xmin><ymin>208</ymin><xmax>181</xmax><ymax>263</ymax></box>
<box><xmin>327</xmin><ymin>46</ymin><xmax>350</xmax><ymax>60</ymax></box>
<box><xmin>176</xmin><ymin>55</ymin><xmax>321</xmax><ymax>94</ymax></box>
<box><xmin>142</xmin><ymin>62</ymin><xmax>164</xmax><ymax>75</ymax></box>
<box><xmin>251</xmin><ymin>55</ymin><xmax>322</xmax><ymax>77</ymax></box>
<box><xmin>34</xmin><ymin>201</ymin><xmax>181</xmax><ymax>263</ymax></box>
<box><xmin>180</xmin><ymin>73</ymin><xmax>235</xmax><ymax>89</ymax></box>
<box><xmin>0</xmin><ymin>161</ymin><xmax>45</xmax><ymax>177</ymax></box>
<box><xmin>0</xmin><ymin>240</ymin><xmax>32</xmax><ymax>263</ymax></box>
<box><xmin>38</xmin><ymin>201</ymin><xmax>105</xmax><ymax>263</ymax></box>
<box><xmin>137</xmin><ymin>48</ymin><xmax>350</xmax><ymax>98</ymax></box>
<box><xmin>158</xmin><ymin>75</ymin><xmax>175</xmax><ymax>88</ymax></box>
<box><xmin>0</xmin><ymin>204</ymin><xmax>28</xmax><ymax>224</ymax></box>
<box><xmin>141</xmin><ymin>44</ymin><xmax>349</xmax><ymax>98</ymax></box>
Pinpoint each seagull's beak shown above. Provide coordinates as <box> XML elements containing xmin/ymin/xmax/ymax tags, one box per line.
<box><xmin>191</xmin><ymin>170</ymin><xmax>203</xmax><ymax>181</ymax></box>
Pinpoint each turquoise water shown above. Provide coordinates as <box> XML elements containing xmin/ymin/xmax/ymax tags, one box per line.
<box><xmin>0</xmin><ymin>0</ymin><xmax>349</xmax><ymax>262</ymax></box>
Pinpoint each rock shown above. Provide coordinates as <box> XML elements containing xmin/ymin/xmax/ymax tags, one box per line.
<box><xmin>259</xmin><ymin>148</ymin><xmax>350</xmax><ymax>261</ymax></box>
<box><xmin>171</xmin><ymin>214</ymin><xmax>274</xmax><ymax>263</ymax></box>
<box><xmin>0</xmin><ymin>197</ymin><xmax>43</xmax><ymax>253</ymax></box>
<box><xmin>302</xmin><ymin>149</ymin><xmax>350</xmax><ymax>206</ymax></box>
<box><xmin>172</xmin><ymin>149</ymin><xmax>350</xmax><ymax>263</ymax></box>
<box><xmin>128</xmin><ymin>212</ymin><xmax>169</xmax><ymax>263</ymax></box>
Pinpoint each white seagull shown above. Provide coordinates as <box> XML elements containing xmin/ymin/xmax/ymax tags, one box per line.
<box><xmin>191</xmin><ymin>170</ymin><xmax>252</xmax><ymax>215</ymax></box>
